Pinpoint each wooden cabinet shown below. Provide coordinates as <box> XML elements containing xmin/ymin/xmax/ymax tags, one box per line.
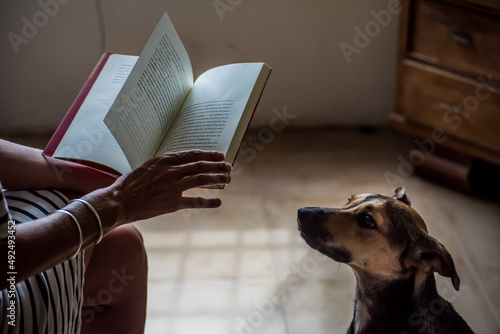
<box><xmin>390</xmin><ymin>0</ymin><xmax>500</xmax><ymax>192</ymax></box>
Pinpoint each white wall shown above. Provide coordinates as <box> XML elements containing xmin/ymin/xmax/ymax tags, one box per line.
<box><xmin>0</xmin><ymin>0</ymin><xmax>400</xmax><ymax>135</ymax></box>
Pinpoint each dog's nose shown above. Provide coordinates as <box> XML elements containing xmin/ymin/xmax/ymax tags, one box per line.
<box><xmin>298</xmin><ymin>207</ymin><xmax>334</xmax><ymax>253</ymax></box>
<box><xmin>298</xmin><ymin>207</ymin><xmax>312</xmax><ymax>224</ymax></box>
<box><xmin>298</xmin><ymin>207</ymin><xmax>325</xmax><ymax>225</ymax></box>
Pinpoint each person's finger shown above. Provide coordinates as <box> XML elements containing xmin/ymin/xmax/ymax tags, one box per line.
<box><xmin>158</xmin><ymin>150</ymin><xmax>226</xmax><ymax>166</ymax></box>
<box><xmin>174</xmin><ymin>161</ymin><xmax>232</xmax><ymax>180</ymax></box>
<box><xmin>178</xmin><ymin>196</ymin><xmax>223</xmax><ymax>209</ymax></box>
<box><xmin>176</xmin><ymin>172</ymin><xmax>231</xmax><ymax>191</ymax></box>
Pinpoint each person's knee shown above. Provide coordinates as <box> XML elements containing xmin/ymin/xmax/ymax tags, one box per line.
<box><xmin>83</xmin><ymin>224</ymin><xmax>148</xmax><ymax>310</ymax></box>
<box><xmin>115</xmin><ymin>224</ymin><xmax>145</xmax><ymax>249</ymax></box>
<box><xmin>114</xmin><ymin>224</ymin><xmax>148</xmax><ymax>270</ymax></box>
<box><xmin>99</xmin><ymin>224</ymin><xmax>148</xmax><ymax>280</ymax></box>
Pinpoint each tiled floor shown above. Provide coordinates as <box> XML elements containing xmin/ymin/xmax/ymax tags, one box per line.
<box><xmin>7</xmin><ymin>128</ymin><xmax>498</xmax><ymax>333</ymax></box>
<box><xmin>130</xmin><ymin>128</ymin><xmax>500</xmax><ymax>334</ymax></box>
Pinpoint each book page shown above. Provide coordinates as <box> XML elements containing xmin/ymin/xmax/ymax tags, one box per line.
<box><xmin>157</xmin><ymin>63</ymin><xmax>268</xmax><ymax>159</ymax></box>
<box><xmin>104</xmin><ymin>13</ymin><xmax>194</xmax><ymax>170</ymax></box>
<box><xmin>53</xmin><ymin>54</ymin><xmax>138</xmax><ymax>174</ymax></box>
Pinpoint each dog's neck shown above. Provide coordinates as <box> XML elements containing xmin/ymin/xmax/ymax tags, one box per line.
<box><xmin>349</xmin><ymin>271</ymin><xmax>444</xmax><ymax>334</ymax></box>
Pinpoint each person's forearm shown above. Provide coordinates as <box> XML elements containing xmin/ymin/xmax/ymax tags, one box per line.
<box><xmin>0</xmin><ymin>150</ymin><xmax>231</xmax><ymax>289</ymax></box>
<box><xmin>0</xmin><ymin>187</ymin><xmax>123</xmax><ymax>289</ymax></box>
<box><xmin>0</xmin><ymin>139</ymin><xmax>115</xmax><ymax>192</ymax></box>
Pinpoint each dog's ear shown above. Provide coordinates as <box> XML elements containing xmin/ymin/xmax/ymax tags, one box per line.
<box><xmin>393</xmin><ymin>187</ymin><xmax>411</xmax><ymax>206</ymax></box>
<box><xmin>407</xmin><ymin>235</ymin><xmax>460</xmax><ymax>291</ymax></box>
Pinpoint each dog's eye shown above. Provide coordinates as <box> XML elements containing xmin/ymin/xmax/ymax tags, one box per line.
<box><xmin>358</xmin><ymin>214</ymin><xmax>377</xmax><ymax>229</ymax></box>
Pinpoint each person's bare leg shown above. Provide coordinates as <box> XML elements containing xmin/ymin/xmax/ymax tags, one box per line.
<box><xmin>81</xmin><ymin>224</ymin><xmax>148</xmax><ymax>334</ymax></box>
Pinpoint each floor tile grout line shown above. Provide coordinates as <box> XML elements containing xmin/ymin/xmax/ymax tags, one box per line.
<box><xmin>253</xmin><ymin>161</ymin><xmax>293</xmax><ymax>334</ymax></box>
<box><xmin>438</xmin><ymin>200</ymin><xmax>500</xmax><ymax>329</ymax></box>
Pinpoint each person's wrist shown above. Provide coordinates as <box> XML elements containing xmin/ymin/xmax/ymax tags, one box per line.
<box><xmin>81</xmin><ymin>186</ymin><xmax>128</xmax><ymax>233</ymax></box>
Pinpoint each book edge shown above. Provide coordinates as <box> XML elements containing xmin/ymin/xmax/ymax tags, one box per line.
<box><xmin>226</xmin><ymin>63</ymin><xmax>272</xmax><ymax>165</ymax></box>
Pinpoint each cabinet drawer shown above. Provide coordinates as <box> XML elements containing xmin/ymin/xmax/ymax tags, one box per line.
<box><xmin>410</xmin><ymin>0</ymin><xmax>500</xmax><ymax>80</ymax></box>
<box><xmin>398</xmin><ymin>61</ymin><xmax>500</xmax><ymax>153</ymax></box>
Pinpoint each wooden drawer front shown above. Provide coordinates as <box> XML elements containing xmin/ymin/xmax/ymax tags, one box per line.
<box><xmin>398</xmin><ymin>61</ymin><xmax>500</xmax><ymax>153</ymax></box>
<box><xmin>410</xmin><ymin>0</ymin><xmax>500</xmax><ymax>80</ymax></box>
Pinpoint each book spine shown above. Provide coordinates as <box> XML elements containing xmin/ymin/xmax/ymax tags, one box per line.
<box><xmin>43</xmin><ymin>53</ymin><xmax>113</xmax><ymax>155</ymax></box>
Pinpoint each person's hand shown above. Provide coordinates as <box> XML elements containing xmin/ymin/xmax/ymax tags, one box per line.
<box><xmin>105</xmin><ymin>150</ymin><xmax>232</xmax><ymax>226</ymax></box>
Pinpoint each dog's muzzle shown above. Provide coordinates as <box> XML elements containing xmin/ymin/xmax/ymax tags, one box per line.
<box><xmin>297</xmin><ymin>207</ymin><xmax>351</xmax><ymax>263</ymax></box>
<box><xmin>297</xmin><ymin>207</ymin><xmax>333</xmax><ymax>252</ymax></box>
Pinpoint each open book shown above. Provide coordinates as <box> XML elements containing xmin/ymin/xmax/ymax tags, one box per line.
<box><xmin>44</xmin><ymin>12</ymin><xmax>271</xmax><ymax>176</ymax></box>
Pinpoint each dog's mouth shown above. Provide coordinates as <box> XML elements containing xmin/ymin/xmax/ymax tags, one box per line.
<box><xmin>297</xmin><ymin>207</ymin><xmax>331</xmax><ymax>249</ymax></box>
<box><xmin>297</xmin><ymin>220</ymin><xmax>330</xmax><ymax>248</ymax></box>
<box><xmin>297</xmin><ymin>213</ymin><xmax>351</xmax><ymax>263</ymax></box>
<box><xmin>297</xmin><ymin>208</ymin><xmax>351</xmax><ymax>263</ymax></box>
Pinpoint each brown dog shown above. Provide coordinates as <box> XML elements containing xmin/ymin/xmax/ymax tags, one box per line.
<box><xmin>297</xmin><ymin>187</ymin><xmax>473</xmax><ymax>334</ymax></box>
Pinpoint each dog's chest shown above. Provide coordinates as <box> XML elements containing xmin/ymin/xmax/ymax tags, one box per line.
<box><xmin>353</xmin><ymin>299</ymin><xmax>371</xmax><ymax>333</ymax></box>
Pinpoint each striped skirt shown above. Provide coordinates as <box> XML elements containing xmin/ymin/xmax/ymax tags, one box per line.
<box><xmin>0</xmin><ymin>190</ymin><xmax>84</xmax><ymax>334</ymax></box>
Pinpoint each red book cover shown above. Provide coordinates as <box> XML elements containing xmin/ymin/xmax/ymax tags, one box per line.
<box><xmin>43</xmin><ymin>53</ymin><xmax>112</xmax><ymax>156</ymax></box>
<box><xmin>43</xmin><ymin>53</ymin><xmax>123</xmax><ymax>177</ymax></box>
